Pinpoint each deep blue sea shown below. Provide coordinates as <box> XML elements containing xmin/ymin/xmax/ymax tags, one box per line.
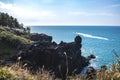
<box><xmin>30</xmin><ymin>26</ymin><xmax>120</xmax><ymax>69</ymax></box>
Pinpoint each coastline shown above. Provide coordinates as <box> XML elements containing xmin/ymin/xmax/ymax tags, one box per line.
<box><xmin>0</xmin><ymin>12</ymin><xmax>120</xmax><ymax>80</ymax></box>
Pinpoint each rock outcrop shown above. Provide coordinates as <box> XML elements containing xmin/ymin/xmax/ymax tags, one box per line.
<box><xmin>30</xmin><ymin>33</ymin><xmax>52</xmax><ymax>42</ymax></box>
<box><xmin>11</xmin><ymin>35</ymin><xmax>95</xmax><ymax>79</ymax></box>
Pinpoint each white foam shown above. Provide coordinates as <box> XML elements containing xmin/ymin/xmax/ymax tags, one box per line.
<box><xmin>74</xmin><ymin>32</ymin><xmax>109</xmax><ymax>40</ymax></box>
<box><xmin>89</xmin><ymin>59</ymin><xmax>97</xmax><ymax>68</ymax></box>
<box><xmin>89</xmin><ymin>56</ymin><xmax>99</xmax><ymax>68</ymax></box>
<box><xmin>79</xmin><ymin>56</ymin><xmax>99</xmax><ymax>76</ymax></box>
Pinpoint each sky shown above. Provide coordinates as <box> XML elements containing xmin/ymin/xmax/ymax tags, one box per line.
<box><xmin>0</xmin><ymin>0</ymin><xmax>120</xmax><ymax>26</ymax></box>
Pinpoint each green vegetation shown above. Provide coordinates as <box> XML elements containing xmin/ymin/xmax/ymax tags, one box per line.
<box><xmin>0</xmin><ymin>12</ymin><xmax>32</xmax><ymax>61</ymax></box>
<box><xmin>0</xmin><ymin>12</ymin><xmax>30</xmax><ymax>34</ymax></box>
<box><xmin>0</xmin><ymin>27</ymin><xmax>32</xmax><ymax>61</ymax></box>
<box><xmin>0</xmin><ymin>68</ymin><xmax>13</xmax><ymax>80</ymax></box>
<box><xmin>0</xmin><ymin>28</ymin><xmax>32</xmax><ymax>47</ymax></box>
<box><xmin>0</xmin><ymin>12</ymin><xmax>23</xmax><ymax>28</ymax></box>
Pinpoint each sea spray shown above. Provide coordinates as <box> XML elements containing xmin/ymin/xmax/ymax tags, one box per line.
<box><xmin>89</xmin><ymin>56</ymin><xmax>99</xmax><ymax>68</ymax></box>
<box><xmin>80</xmin><ymin>56</ymin><xmax>98</xmax><ymax>76</ymax></box>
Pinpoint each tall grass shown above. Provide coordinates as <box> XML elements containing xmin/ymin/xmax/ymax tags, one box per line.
<box><xmin>1</xmin><ymin>50</ymin><xmax>120</xmax><ymax>80</ymax></box>
<box><xmin>0</xmin><ymin>57</ymin><xmax>54</xmax><ymax>80</ymax></box>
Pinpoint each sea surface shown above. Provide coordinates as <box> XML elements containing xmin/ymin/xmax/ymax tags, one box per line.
<box><xmin>30</xmin><ymin>26</ymin><xmax>120</xmax><ymax>69</ymax></box>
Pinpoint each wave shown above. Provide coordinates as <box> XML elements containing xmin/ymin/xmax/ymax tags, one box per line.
<box><xmin>80</xmin><ymin>56</ymin><xmax>99</xmax><ymax>76</ymax></box>
<box><xmin>74</xmin><ymin>32</ymin><xmax>109</xmax><ymax>40</ymax></box>
<box><xmin>89</xmin><ymin>56</ymin><xmax>99</xmax><ymax>68</ymax></box>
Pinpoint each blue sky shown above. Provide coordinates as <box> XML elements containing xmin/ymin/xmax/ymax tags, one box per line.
<box><xmin>0</xmin><ymin>0</ymin><xmax>120</xmax><ymax>26</ymax></box>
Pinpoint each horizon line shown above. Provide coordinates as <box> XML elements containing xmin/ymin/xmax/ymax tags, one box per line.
<box><xmin>28</xmin><ymin>25</ymin><xmax>120</xmax><ymax>27</ymax></box>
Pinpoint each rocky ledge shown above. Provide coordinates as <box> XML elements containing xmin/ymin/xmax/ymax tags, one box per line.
<box><xmin>11</xmin><ymin>34</ymin><xmax>95</xmax><ymax>79</ymax></box>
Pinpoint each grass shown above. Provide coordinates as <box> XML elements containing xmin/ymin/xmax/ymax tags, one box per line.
<box><xmin>0</xmin><ymin>51</ymin><xmax>120</xmax><ymax>80</ymax></box>
<box><xmin>0</xmin><ymin>64</ymin><xmax>34</xmax><ymax>80</ymax></box>
<box><xmin>0</xmin><ymin>61</ymin><xmax>53</xmax><ymax>80</ymax></box>
<box><xmin>0</xmin><ymin>30</ymin><xmax>32</xmax><ymax>47</ymax></box>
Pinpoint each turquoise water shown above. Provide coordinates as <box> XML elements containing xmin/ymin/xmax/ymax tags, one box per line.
<box><xmin>31</xmin><ymin>26</ymin><xmax>120</xmax><ymax>68</ymax></box>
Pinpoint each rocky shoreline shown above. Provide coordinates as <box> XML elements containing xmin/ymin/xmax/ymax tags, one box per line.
<box><xmin>9</xmin><ymin>33</ymin><xmax>95</xmax><ymax>79</ymax></box>
<box><xmin>0</xmin><ymin>24</ymin><xmax>96</xmax><ymax>79</ymax></box>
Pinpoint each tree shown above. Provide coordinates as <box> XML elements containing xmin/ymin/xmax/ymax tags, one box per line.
<box><xmin>0</xmin><ymin>12</ymin><xmax>24</xmax><ymax>28</ymax></box>
<box><xmin>0</xmin><ymin>12</ymin><xmax>31</xmax><ymax>33</ymax></box>
<box><xmin>26</xmin><ymin>26</ymin><xmax>30</xmax><ymax>33</ymax></box>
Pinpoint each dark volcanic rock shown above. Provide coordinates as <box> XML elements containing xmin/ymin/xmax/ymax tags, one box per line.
<box><xmin>86</xmin><ymin>67</ymin><xmax>96</xmax><ymax>79</ymax></box>
<box><xmin>30</xmin><ymin>33</ymin><xmax>52</xmax><ymax>42</ymax></box>
<box><xmin>12</xmin><ymin>35</ymin><xmax>95</xmax><ymax>79</ymax></box>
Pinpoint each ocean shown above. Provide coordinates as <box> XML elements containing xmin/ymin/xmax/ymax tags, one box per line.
<box><xmin>30</xmin><ymin>26</ymin><xmax>120</xmax><ymax>69</ymax></box>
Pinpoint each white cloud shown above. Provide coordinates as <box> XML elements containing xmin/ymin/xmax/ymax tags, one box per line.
<box><xmin>0</xmin><ymin>1</ymin><xmax>13</xmax><ymax>9</ymax></box>
<box><xmin>0</xmin><ymin>1</ymin><xmax>120</xmax><ymax>26</ymax></box>
<box><xmin>0</xmin><ymin>1</ymin><xmax>56</xmax><ymax>25</ymax></box>
<box><xmin>68</xmin><ymin>11</ymin><xmax>114</xmax><ymax>16</ymax></box>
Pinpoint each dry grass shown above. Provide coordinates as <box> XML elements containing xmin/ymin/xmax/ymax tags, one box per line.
<box><xmin>0</xmin><ymin>59</ymin><xmax>54</xmax><ymax>80</ymax></box>
<box><xmin>0</xmin><ymin>59</ymin><xmax>120</xmax><ymax>80</ymax></box>
<box><xmin>0</xmin><ymin>50</ymin><xmax>120</xmax><ymax>80</ymax></box>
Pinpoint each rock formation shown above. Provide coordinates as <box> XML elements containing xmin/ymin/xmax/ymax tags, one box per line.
<box><xmin>11</xmin><ymin>35</ymin><xmax>95</xmax><ymax>80</ymax></box>
<box><xmin>30</xmin><ymin>33</ymin><xmax>52</xmax><ymax>42</ymax></box>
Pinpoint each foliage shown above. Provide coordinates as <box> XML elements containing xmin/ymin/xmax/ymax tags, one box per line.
<box><xmin>0</xmin><ymin>29</ymin><xmax>32</xmax><ymax>47</ymax></box>
<box><xmin>0</xmin><ymin>12</ymin><xmax>31</xmax><ymax>34</ymax></box>
<box><xmin>0</xmin><ymin>12</ymin><xmax>23</xmax><ymax>28</ymax></box>
<box><xmin>0</xmin><ymin>27</ymin><xmax>32</xmax><ymax>61</ymax></box>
